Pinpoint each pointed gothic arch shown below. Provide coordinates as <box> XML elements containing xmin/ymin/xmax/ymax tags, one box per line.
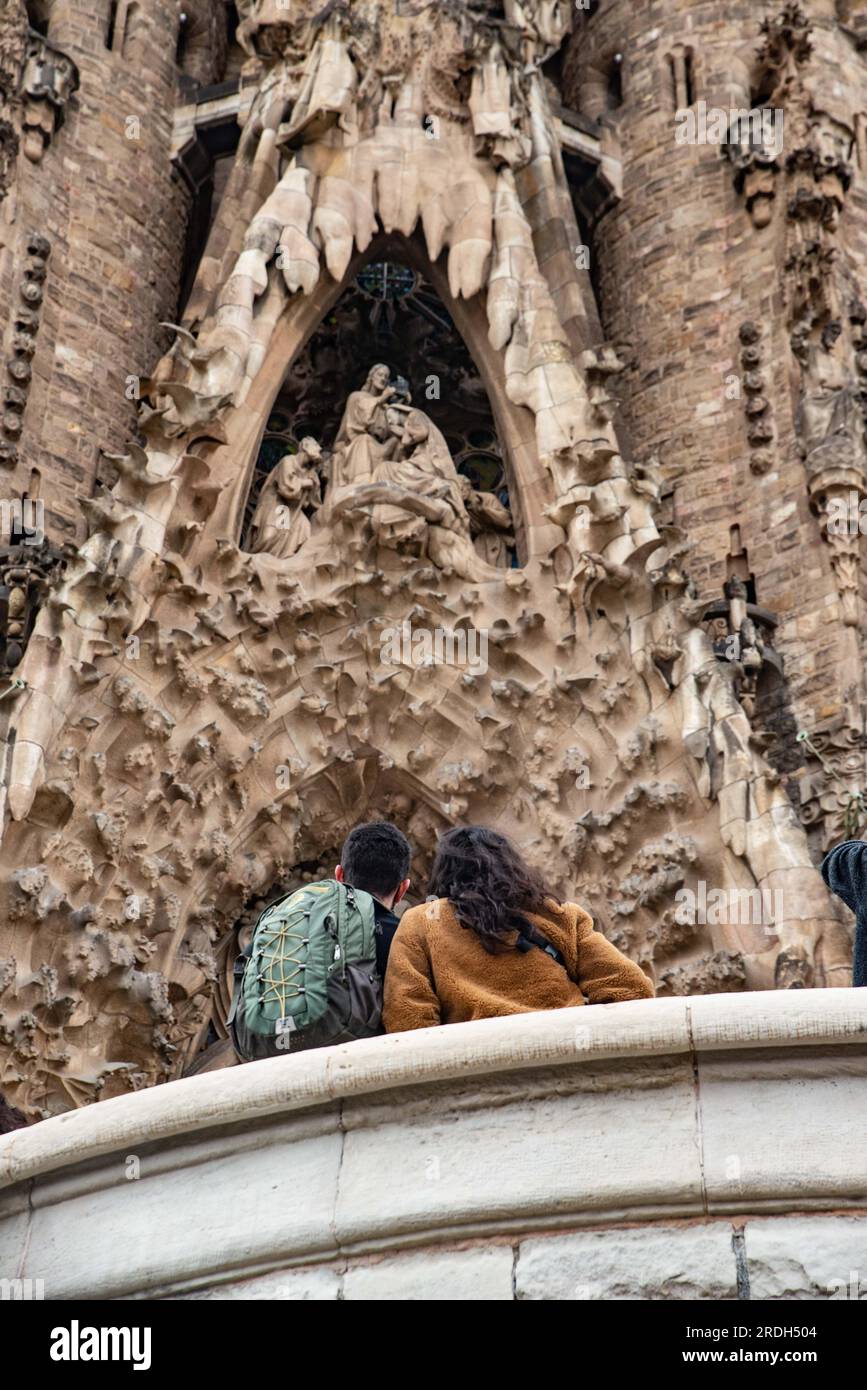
<box><xmin>204</xmin><ymin>232</ymin><xmax>558</xmax><ymax>567</ymax></box>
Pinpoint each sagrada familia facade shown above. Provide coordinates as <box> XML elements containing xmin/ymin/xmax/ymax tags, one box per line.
<box><xmin>0</xmin><ymin>0</ymin><xmax>866</xmax><ymax>1118</ymax></box>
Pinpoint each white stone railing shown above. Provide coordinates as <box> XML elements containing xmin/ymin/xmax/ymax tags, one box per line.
<box><xmin>1</xmin><ymin>990</ymin><xmax>866</xmax><ymax>1300</ymax></box>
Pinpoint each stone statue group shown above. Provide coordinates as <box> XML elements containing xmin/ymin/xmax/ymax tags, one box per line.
<box><xmin>248</xmin><ymin>365</ymin><xmax>513</xmax><ymax>580</ymax></box>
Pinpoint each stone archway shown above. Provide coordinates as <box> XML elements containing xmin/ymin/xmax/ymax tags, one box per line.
<box><xmin>198</xmin><ymin>228</ymin><xmax>557</xmax><ymax>570</ymax></box>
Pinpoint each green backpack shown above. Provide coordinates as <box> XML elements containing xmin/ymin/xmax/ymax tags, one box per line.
<box><xmin>228</xmin><ymin>880</ymin><xmax>383</xmax><ymax>1061</ymax></box>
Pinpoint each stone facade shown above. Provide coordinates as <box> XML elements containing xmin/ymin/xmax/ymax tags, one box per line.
<box><xmin>564</xmin><ymin>0</ymin><xmax>867</xmax><ymax>843</ymax></box>
<box><xmin>0</xmin><ymin>2</ymin><xmax>866</xmax><ymax>1118</ymax></box>
<box><xmin>0</xmin><ymin>0</ymin><xmax>192</xmax><ymax>538</ymax></box>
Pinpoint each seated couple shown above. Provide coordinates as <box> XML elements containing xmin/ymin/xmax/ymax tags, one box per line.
<box><xmin>337</xmin><ymin>821</ymin><xmax>654</xmax><ymax>1032</ymax></box>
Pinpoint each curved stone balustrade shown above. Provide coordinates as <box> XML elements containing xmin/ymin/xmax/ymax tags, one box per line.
<box><xmin>1</xmin><ymin>991</ymin><xmax>866</xmax><ymax>1300</ymax></box>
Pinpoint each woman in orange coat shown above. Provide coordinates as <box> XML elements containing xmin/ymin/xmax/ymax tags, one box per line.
<box><xmin>383</xmin><ymin>825</ymin><xmax>653</xmax><ymax>1032</ymax></box>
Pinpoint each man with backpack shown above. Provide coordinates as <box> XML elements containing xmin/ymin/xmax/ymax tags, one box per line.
<box><xmin>334</xmin><ymin>820</ymin><xmax>412</xmax><ymax>979</ymax></box>
<box><xmin>229</xmin><ymin>821</ymin><xmax>411</xmax><ymax>1060</ymax></box>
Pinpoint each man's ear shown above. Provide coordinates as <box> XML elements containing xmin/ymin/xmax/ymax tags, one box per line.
<box><xmin>335</xmin><ymin>864</ymin><xmax>344</xmax><ymax>883</ymax></box>
<box><xmin>393</xmin><ymin>877</ymin><xmax>410</xmax><ymax>906</ymax></box>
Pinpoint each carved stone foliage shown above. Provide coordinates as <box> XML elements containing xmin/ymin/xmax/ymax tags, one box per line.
<box><xmin>0</xmin><ymin>0</ymin><xmax>852</xmax><ymax>1118</ymax></box>
<box><xmin>796</xmin><ymin>720</ymin><xmax>867</xmax><ymax>852</ymax></box>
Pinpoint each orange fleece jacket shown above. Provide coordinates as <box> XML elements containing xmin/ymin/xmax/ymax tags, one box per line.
<box><xmin>382</xmin><ymin>897</ymin><xmax>654</xmax><ymax>1032</ymax></box>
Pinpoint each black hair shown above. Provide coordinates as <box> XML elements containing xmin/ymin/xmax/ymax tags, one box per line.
<box><xmin>428</xmin><ymin>825</ymin><xmax>560</xmax><ymax>954</ymax></box>
<box><xmin>0</xmin><ymin>1093</ymin><xmax>28</xmax><ymax>1133</ymax></box>
<box><xmin>340</xmin><ymin>821</ymin><xmax>411</xmax><ymax>899</ymax></box>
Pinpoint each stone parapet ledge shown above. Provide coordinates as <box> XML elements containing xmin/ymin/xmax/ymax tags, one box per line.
<box><xmin>0</xmin><ymin>992</ymin><xmax>854</xmax><ymax>1180</ymax></box>
<box><xmin>1</xmin><ymin>990</ymin><xmax>866</xmax><ymax>1300</ymax></box>
<box><xmin>1</xmin><ymin>989</ymin><xmax>866</xmax><ymax>1190</ymax></box>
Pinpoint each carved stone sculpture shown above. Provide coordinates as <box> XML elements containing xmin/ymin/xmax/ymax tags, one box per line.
<box><xmin>247</xmin><ymin>438</ymin><xmax>322</xmax><ymax>560</ymax></box>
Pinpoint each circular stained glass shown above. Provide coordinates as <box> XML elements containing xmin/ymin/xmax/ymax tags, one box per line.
<box><xmin>266</xmin><ymin>411</ymin><xmax>292</xmax><ymax>434</ymax></box>
<box><xmin>356</xmin><ymin>262</ymin><xmax>417</xmax><ymax>301</ymax></box>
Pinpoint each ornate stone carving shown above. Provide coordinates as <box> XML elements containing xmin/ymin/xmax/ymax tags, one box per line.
<box><xmin>2</xmin><ymin>233</ymin><xmax>50</xmax><ymax>467</ymax></box>
<box><xmin>741</xmin><ymin>5</ymin><xmax>867</xmax><ymax>636</ymax></box>
<box><xmin>0</xmin><ymin>0</ymin><xmax>852</xmax><ymax>1118</ymax></box>
<box><xmin>796</xmin><ymin>721</ymin><xmax>867</xmax><ymax>852</ymax></box>
<box><xmin>0</xmin><ymin>540</ymin><xmax>66</xmax><ymax>677</ymax></box>
<box><xmin>737</xmin><ymin>322</ymin><xmax>776</xmax><ymax>475</ymax></box>
<box><xmin>246</xmin><ymin>438</ymin><xmax>323</xmax><ymax>559</ymax></box>
<box><xmin>703</xmin><ymin>575</ymin><xmax>780</xmax><ymax>722</ymax></box>
<box><xmin>20</xmin><ymin>30</ymin><xmax>79</xmax><ymax>164</ymax></box>
<box><xmin>0</xmin><ymin>3</ymin><xmax>26</xmax><ymax>202</ymax></box>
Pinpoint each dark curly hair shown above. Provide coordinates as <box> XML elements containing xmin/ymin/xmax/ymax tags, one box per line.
<box><xmin>428</xmin><ymin>825</ymin><xmax>560</xmax><ymax>954</ymax></box>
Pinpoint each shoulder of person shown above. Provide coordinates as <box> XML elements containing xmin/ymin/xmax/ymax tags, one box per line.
<box><xmin>535</xmin><ymin>898</ymin><xmax>595</xmax><ymax>937</ymax></box>
<box><xmin>396</xmin><ymin>898</ymin><xmax>452</xmax><ymax>934</ymax></box>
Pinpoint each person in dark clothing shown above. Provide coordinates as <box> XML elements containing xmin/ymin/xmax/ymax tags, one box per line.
<box><xmin>820</xmin><ymin>840</ymin><xmax>867</xmax><ymax>986</ymax></box>
<box><xmin>0</xmin><ymin>1094</ymin><xmax>28</xmax><ymax>1133</ymax></box>
<box><xmin>334</xmin><ymin>820</ymin><xmax>411</xmax><ymax>979</ymax></box>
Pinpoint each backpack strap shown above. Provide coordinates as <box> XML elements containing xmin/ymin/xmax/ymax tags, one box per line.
<box><xmin>515</xmin><ymin>919</ymin><xmax>567</xmax><ymax>970</ymax></box>
<box><xmin>226</xmin><ymin>939</ymin><xmax>253</xmax><ymax>1027</ymax></box>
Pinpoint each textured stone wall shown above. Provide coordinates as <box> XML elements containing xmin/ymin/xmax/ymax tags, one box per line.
<box><xmin>564</xmin><ymin>0</ymin><xmax>867</xmax><ymax>744</ymax></box>
<box><xmin>0</xmin><ymin>0</ymin><xmax>195</xmax><ymax>543</ymax></box>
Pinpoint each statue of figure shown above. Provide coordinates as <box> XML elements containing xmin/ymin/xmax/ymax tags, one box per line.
<box><xmin>797</xmin><ymin>321</ymin><xmax>865</xmax><ymax>474</ymax></box>
<box><xmin>329</xmin><ymin>396</ymin><xmax>501</xmax><ymax>581</ymax></box>
<box><xmin>328</xmin><ymin>363</ymin><xmax>399</xmax><ymax>503</ymax></box>
<box><xmin>371</xmin><ymin>409</ymin><xmax>468</xmax><ymax>548</ymax></box>
<box><xmin>248</xmin><ymin>437</ymin><xmax>323</xmax><ymax>559</ymax></box>
<box><xmin>459</xmin><ymin>475</ymin><xmax>513</xmax><ymax>567</ymax></box>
